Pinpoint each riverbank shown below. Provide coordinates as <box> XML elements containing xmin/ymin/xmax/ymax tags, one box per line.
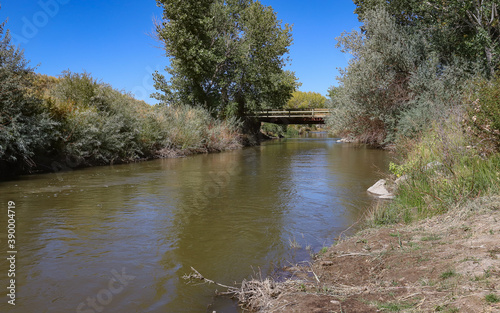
<box><xmin>226</xmin><ymin>110</ymin><xmax>500</xmax><ymax>312</ymax></box>
<box><xmin>254</xmin><ymin>195</ymin><xmax>500</xmax><ymax>312</ymax></box>
<box><xmin>0</xmin><ymin>71</ymin><xmax>249</xmax><ymax>180</ymax></box>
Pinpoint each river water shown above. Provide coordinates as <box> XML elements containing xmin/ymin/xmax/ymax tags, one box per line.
<box><xmin>0</xmin><ymin>133</ymin><xmax>388</xmax><ymax>313</ymax></box>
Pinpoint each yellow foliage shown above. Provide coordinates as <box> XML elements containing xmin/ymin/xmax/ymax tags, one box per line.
<box><xmin>285</xmin><ymin>91</ymin><xmax>326</xmax><ymax>109</ymax></box>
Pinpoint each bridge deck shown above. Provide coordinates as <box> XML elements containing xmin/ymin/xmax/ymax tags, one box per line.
<box><xmin>252</xmin><ymin>108</ymin><xmax>330</xmax><ymax>125</ymax></box>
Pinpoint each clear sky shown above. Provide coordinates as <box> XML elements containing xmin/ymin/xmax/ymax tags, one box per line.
<box><xmin>0</xmin><ymin>0</ymin><xmax>361</xmax><ymax>105</ymax></box>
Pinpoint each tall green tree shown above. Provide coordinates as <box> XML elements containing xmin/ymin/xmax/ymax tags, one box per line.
<box><xmin>152</xmin><ymin>0</ymin><xmax>298</xmax><ymax>120</ymax></box>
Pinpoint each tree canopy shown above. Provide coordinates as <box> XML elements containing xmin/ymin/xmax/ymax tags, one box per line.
<box><xmin>327</xmin><ymin>7</ymin><xmax>472</xmax><ymax>145</ymax></box>
<box><xmin>152</xmin><ymin>0</ymin><xmax>299</xmax><ymax>119</ymax></box>
<box><xmin>285</xmin><ymin>91</ymin><xmax>326</xmax><ymax>109</ymax></box>
<box><xmin>353</xmin><ymin>0</ymin><xmax>500</xmax><ymax>76</ymax></box>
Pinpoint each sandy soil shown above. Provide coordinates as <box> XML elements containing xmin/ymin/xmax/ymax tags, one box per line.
<box><xmin>260</xmin><ymin>196</ymin><xmax>500</xmax><ymax>313</ymax></box>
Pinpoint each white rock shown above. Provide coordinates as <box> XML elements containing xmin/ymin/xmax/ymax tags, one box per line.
<box><xmin>367</xmin><ymin>179</ymin><xmax>390</xmax><ymax>196</ymax></box>
<box><xmin>379</xmin><ymin>194</ymin><xmax>395</xmax><ymax>200</ymax></box>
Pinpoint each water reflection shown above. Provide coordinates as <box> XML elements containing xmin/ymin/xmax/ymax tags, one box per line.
<box><xmin>0</xmin><ymin>136</ymin><xmax>388</xmax><ymax>312</ymax></box>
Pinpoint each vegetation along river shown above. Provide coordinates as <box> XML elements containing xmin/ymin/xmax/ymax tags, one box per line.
<box><xmin>0</xmin><ymin>133</ymin><xmax>389</xmax><ymax>312</ymax></box>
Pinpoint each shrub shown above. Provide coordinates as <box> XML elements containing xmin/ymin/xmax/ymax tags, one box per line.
<box><xmin>1</xmin><ymin>17</ymin><xmax>243</xmax><ymax>175</ymax></box>
<box><xmin>260</xmin><ymin>122</ymin><xmax>287</xmax><ymax>138</ymax></box>
<box><xmin>0</xmin><ymin>21</ymin><xmax>58</xmax><ymax>172</ymax></box>
<box><xmin>465</xmin><ymin>75</ymin><xmax>500</xmax><ymax>154</ymax></box>
<box><xmin>48</xmin><ymin>72</ymin><xmax>148</xmax><ymax>164</ymax></box>
<box><xmin>61</xmin><ymin>108</ymin><xmax>141</xmax><ymax>164</ymax></box>
<box><xmin>152</xmin><ymin>105</ymin><xmax>242</xmax><ymax>154</ymax></box>
<box><xmin>369</xmin><ymin>111</ymin><xmax>500</xmax><ymax>224</ymax></box>
<box><xmin>328</xmin><ymin>7</ymin><xmax>469</xmax><ymax>146</ymax></box>
<box><xmin>48</xmin><ymin>73</ymin><xmax>243</xmax><ymax>165</ymax></box>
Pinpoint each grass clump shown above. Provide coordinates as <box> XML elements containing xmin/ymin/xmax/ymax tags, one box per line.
<box><xmin>368</xmin><ymin>109</ymin><xmax>500</xmax><ymax>225</ymax></box>
<box><xmin>485</xmin><ymin>293</ymin><xmax>500</xmax><ymax>304</ymax></box>
<box><xmin>421</xmin><ymin>234</ymin><xmax>441</xmax><ymax>241</ymax></box>
<box><xmin>376</xmin><ymin>301</ymin><xmax>415</xmax><ymax>311</ymax></box>
<box><xmin>440</xmin><ymin>269</ymin><xmax>457</xmax><ymax>280</ymax></box>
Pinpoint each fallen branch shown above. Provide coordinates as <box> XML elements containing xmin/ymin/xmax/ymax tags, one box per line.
<box><xmin>182</xmin><ymin>267</ymin><xmax>236</xmax><ymax>291</ymax></box>
<box><xmin>183</xmin><ymin>267</ymin><xmax>285</xmax><ymax>311</ymax></box>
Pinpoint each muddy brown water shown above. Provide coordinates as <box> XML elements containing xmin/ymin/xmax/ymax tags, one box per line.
<box><xmin>0</xmin><ymin>133</ymin><xmax>388</xmax><ymax>312</ymax></box>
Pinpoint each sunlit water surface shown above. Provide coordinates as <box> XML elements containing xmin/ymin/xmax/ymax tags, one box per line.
<box><xmin>0</xmin><ymin>133</ymin><xmax>389</xmax><ymax>312</ymax></box>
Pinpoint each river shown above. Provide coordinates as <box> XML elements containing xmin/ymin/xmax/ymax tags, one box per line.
<box><xmin>0</xmin><ymin>133</ymin><xmax>388</xmax><ymax>312</ymax></box>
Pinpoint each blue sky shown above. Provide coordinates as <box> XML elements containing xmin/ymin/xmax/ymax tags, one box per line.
<box><xmin>0</xmin><ymin>0</ymin><xmax>361</xmax><ymax>105</ymax></box>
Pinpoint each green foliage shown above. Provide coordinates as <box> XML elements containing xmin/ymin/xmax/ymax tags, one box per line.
<box><xmin>153</xmin><ymin>0</ymin><xmax>299</xmax><ymax>119</ymax></box>
<box><xmin>61</xmin><ymin>109</ymin><xmax>140</xmax><ymax>164</ymax></box>
<box><xmin>0</xmin><ymin>17</ymin><xmax>57</xmax><ymax>172</ymax></box>
<box><xmin>285</xmin><ymin>91</ymin><xmax>326</xmax><ymax>109</ymax></box>
<box><xmin>389</xmin><ymin>161</ymin><xmax>415</xmax><ymax>178</ymax></box>
<box><xmin>369</xmin><ymin>113</ymin><xmax>500</xmax><ymax>225</ymax></box>
<box><xmin>440</xmin><ymin>269</ymin><xmax>457</xmax><ymax>279</ymax></box>
<box><xmin>260</xmin><ymin>122</ymin><xmax>287</xmax><ymax>138</ymax></box>
<box><xmin>353</xmin><ymin>0</ymin><xmax>500</xmax><ymax>76</ymax></box>
<box><xmin>260</xmin><ymin>123</ymin><xmax>301</xmax><ymax>138</ymax></box>
<box><xmin>49</xmin><ymin>71</ymin><xmax>148</xmax><ymax>164</ymax></box>
<box><xmin>466</xmin><ymin>75</ymin><xmax>500</xmax><ymax>153</ymax></box>
<box><xmin>327</xmin><ymin>7</ymin><xmax>469</xmax><ymax>146</ymax></box>
<box><xmin>485</xmin><ymin>293</ymin><xmax>500</xmax><ymax>303</ymax></box>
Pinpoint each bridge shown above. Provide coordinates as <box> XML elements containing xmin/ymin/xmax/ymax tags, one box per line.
<box><xmin>252</xmin><ymin>108</ymin><xmax>330</xmax><ymax>125</ymax></box>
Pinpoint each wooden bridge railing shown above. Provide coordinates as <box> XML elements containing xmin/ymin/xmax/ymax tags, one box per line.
<box><xmin>249</xmin><ymin>108</ymin><xmax>330</xmax><ymax>125</ymax></box>
<box><xmin>251</xmin><ymin>108</ymin><xmax>330</xmax><ymax>118</ymax></box>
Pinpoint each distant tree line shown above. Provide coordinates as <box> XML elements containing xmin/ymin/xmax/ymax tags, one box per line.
<box><xmin>284</xmin><ymin>91</ymin><xmax>326</xmax><ymax>109</ymax></box>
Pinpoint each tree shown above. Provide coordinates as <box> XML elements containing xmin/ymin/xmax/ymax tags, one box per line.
<box><xmin>353</xmin><ymin>0</ymin><xmax>500</xmax><ymax>76</ymax></box>
<box><xmin>327</xmin><ymin>8</ymin><xmax>467</xmax><ymax>145</ymax></box>
<box><xmin>285</xmin><ymin>91</ymin><xmax>326</xmax><ymax>109</ymax></box>
<box><xmin>152</xmin><ymin>0</ymin><xmax>298</xmax><ymax>120</ymax></box>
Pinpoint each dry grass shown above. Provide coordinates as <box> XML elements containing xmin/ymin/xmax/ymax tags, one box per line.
<box><xmin>261</xmin><ymin>195</ymin><xmax>500</xmax><ymax>312</ymax></box>
<box><xmin>182</xmin><ymin>267</ymin><xmax>293</xmax><ymax>312</ymax></box>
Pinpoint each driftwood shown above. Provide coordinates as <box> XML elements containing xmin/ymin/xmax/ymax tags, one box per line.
<box><xmin>183</xmin><ymin>267</ymin><xmax>284</xmax><ymax>311</ymax></box>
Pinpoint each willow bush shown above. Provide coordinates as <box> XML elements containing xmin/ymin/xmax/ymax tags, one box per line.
<box><xmin>0</xmin><ymin>21</ymin><xmax>57</xmax><ymax>173</ymax></box>
<box><xmin>327</xmin><ymin>8</ymin><xmax>469</xmax><ymax>146</ymax></box>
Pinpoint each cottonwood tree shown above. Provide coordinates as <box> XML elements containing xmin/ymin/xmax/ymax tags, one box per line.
<box><xmin>152</xmin><ymin>0</ymin><xmax>298</xmax><ymax>121</ymax></box>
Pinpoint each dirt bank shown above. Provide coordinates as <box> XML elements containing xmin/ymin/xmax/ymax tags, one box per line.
<box><xmin>257</xmin><ymin>196</ymin><xmax>500</xmax><ymax>312</ymax></box>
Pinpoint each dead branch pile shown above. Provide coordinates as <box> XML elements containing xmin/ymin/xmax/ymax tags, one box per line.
<box><xmin>183</xmin><ymin>267</ymin><xmax>285</xmax><ymax>312</ymax></box>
